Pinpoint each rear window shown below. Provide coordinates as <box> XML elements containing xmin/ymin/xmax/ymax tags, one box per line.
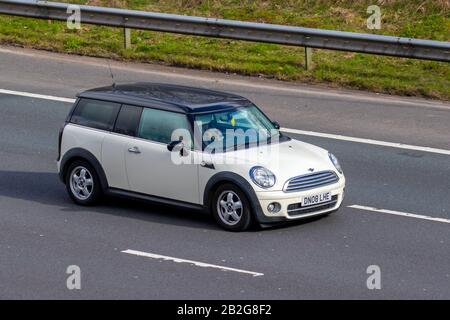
<box><xmin>70</xmin><ymin>99</ymin><xmax>121</xmax><ymax>131</ymax></box>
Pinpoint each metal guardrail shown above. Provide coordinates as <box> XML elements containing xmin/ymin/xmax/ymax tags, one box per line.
<box><xmin>0</xmin><ymin>0</ymin><xmax>449</xmax><ymax>63</ymax></box>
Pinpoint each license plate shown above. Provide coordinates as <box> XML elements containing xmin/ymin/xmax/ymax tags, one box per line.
<box><xmin>302</xmin><ymin>192</ymin><xmax>331</xmax><ymax>207</ymax></box>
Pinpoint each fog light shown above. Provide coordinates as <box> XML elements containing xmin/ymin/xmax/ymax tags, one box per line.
<box><xmin>267</xmin><ymin>202</ymin><xmax>281</xmax><ymax>213</ymax></box>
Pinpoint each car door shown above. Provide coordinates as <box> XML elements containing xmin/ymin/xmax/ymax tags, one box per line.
<box><xmin>125</xmin><ymin>107</ymin><xmax>200</xmax><ymax>204</ymax></box>
<box><xmin>102</xmin><ymin>104</ymin><xmax>143</xmax><ymax>190</ymax></box>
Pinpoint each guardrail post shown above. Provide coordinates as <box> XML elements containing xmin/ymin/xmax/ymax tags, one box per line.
<box><xmin>304</xmin><ymin>47</ymin><xmax>313</xmax><ymax>70</ymax></box>
<box><xmin>124</xmin><ymin>28</ymin><xmax>131</xmax><ymax>49</ymax></box>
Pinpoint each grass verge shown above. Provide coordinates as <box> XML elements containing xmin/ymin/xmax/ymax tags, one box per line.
<box><xmin>0</xmin><ymin>0</ymin><xmax>448</xmax><ymax>100</ymax></box>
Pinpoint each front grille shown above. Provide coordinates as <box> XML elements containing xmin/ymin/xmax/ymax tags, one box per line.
<box><xmin>284</xmin><ymin>171</ymin><xmax>339</xmax><ymax>192</ymax></box>
<box><xmin>287</xmin><ymin>195</ymin><xmax>338</xmax><ymax>216</ymax></box>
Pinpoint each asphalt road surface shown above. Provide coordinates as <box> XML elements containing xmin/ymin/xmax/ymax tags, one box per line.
<box><xmin>0</xmin><ymin>46</ymin><xmax>449</xmax><ymax>299</ymax></box>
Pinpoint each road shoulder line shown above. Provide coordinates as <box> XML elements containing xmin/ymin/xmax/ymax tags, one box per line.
<box><xmin>122</xmin><ymin>249</ymin><xmax>264</xmax><ymax>277</ymax></box>
<box><xmin>282</xmin><ymin>128</ymin><xmax>450</xmax><ymax>156</ymax></box>
<box><xmin>0</xmin><ymin>89</ymin><xmax>76</xmax><ymax>103</ymax></box>
<box><xmin>348</xmin><ymin>204</ymin><xmax>450</xmax><ymax>224</ymax></box>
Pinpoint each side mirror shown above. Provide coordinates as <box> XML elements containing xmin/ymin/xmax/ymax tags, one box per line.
<box><xmin>167</xmin><ymin>140</ymin><xmax>190</xmax><ymax>157</ymax></box>
<box><xmin>167</xmin><ymin>140</ymin><xmax>181</xmax><ymax>152</ymax></box>
<box><xmin>272</xmin><ymin>121</ymin><xmax>280</xmax><ymax>129</ymax></box>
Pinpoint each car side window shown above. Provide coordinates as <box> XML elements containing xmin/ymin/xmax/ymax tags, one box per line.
<box><xmin>138</xmin><ymin>108</ymin><xmax>190</xmax><ymax>145</ymax></box>
<box><xmin>70</xmin><ymin>99</ymin><xmax>121</xmax><ymax>131</ymax></box>
<box><xmin>114</xmin><ymin>104</ymin><xmax>143</xmax><ymax>137</ymax></box>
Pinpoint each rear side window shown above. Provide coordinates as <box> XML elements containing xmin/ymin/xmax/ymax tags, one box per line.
<box><xmin>138</xmin><ymin>108</ymin><xmax>190</xmax><ymax>145</ymax></box>
<box><xmin>70</xmin><ymin>99</ymin><xmax>121</xmax><ymax>131</ymax></box>
<box><xmin>114</xmin><ymin>104</ymin><xmax>143</xmax><ymax>137</ymax></box>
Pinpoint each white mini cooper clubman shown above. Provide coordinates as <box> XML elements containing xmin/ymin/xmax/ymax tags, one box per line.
<box><xmin>58</xmin><ymin>83</ymin><xmax>345</xmax><ymax>231</ymax></box>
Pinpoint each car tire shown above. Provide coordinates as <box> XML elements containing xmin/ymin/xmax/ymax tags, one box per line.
<box><xmin>65</xmin><ymin>160</ymin><xmax>102</xmax><ymax>206</ymax></box>
<box><xmin>211</xmin><ymin>183</ymin><xmax>252</xmax><ymax>232</ymax></box>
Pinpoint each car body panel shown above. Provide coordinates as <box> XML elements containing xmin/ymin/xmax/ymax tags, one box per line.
<box><xmin>101</xmin><ymin>132</ymin><xmax>131</xmax><ymax>190</ymax></box>
<box><xmin>59</xmin><ymin>124</ymin><xmax>105</xmax><ymax>173</ymax></box>
<box><xmin>209</xmin><ymin>139</ymin><xmax>338</xmax><ymax>192</ymax></box>
<box><xmin>124</xmin><ymin>138</ymin><xmax>200</xmax><ymax>204</ymax></box>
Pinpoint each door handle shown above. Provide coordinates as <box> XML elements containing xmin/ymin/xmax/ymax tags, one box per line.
<box><xmin>200</xmin><ymin>161</ymin><xmax>215</xmax><ymax>170</ymax></box>
<box><xmin>128</xmin><ymin>146</ymin><xmax>141</xmax><ymax>154</ymax></box>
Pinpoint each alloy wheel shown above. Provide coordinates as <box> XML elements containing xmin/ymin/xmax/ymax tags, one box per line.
<box><xmin>216</xmin><ymin>190</ymin><xmax>243</xmax><ymax>226</ymax></box>
<box><xmin>69</xmin><ymin>166</ymin><xmax>94</xmax><ymax>201</ymax></box>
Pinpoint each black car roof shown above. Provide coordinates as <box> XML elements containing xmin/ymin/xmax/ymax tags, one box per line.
<box><xmin>77</xmin><ymin>82</ymin><xmax>252</xmax><ymax>114</ymax></box>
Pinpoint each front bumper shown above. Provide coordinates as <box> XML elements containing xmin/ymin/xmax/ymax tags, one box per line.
<box><xmin>254</xmin><ymin>178</ymin><xmax>345</xmax><ymax>223</ymax></box>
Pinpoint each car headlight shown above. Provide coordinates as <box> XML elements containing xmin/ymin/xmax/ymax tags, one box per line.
<box><xmin>249</xmin><ymin>166</ymin><xmax>276</xmax><ymax>188</ymax></box>
<box><xmin>329</xmin><ymin>152</ymin><xmax>343</xmax><ymax>174</ymax></box>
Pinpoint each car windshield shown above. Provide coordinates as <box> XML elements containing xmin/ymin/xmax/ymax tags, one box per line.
<box><xmin>194</xmin><ymin>105</ymin><xmax>280</xmax><ymax>152</ymax></box>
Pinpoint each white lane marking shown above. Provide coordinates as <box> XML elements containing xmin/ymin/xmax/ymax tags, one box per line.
<box><xmin>0</xmin><ymin>89</ymin><xmax>76</xmax><ymax>103</ymax></box>
<box><xmin>282</xmin><ymin>128</ymin><xmax>450</xmax><ymax>156</ymax></box>
<box><xmin>1</xmin><ymin>88</ymin><xmax>450</xmax><ymax>156</ymax></box>
<box><xmin>122</xmin><ymin>249</ymin><xmax>264</xmax><ymax>277</ymax></box>
<box><xmin>348</xmin><ymin>205</ymin><xmax>450</xmax><ymax>225</ymax></box>
<box><xmin>0</xmin><ymin>46</ymin><xmax>448</xmax><ymax>110</ymax></box>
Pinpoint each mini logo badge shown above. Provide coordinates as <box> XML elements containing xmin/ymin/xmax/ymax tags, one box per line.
<box><xmin>308</xmin><ymin>168</ymin><xmax>314</xmax><ymax>172</ymax></box>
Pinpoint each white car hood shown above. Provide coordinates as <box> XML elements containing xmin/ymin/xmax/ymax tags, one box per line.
<box><xmin>211</xmin><ymin>138</ymin><xmax>338</xmax><ymax>191</ymax></box>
